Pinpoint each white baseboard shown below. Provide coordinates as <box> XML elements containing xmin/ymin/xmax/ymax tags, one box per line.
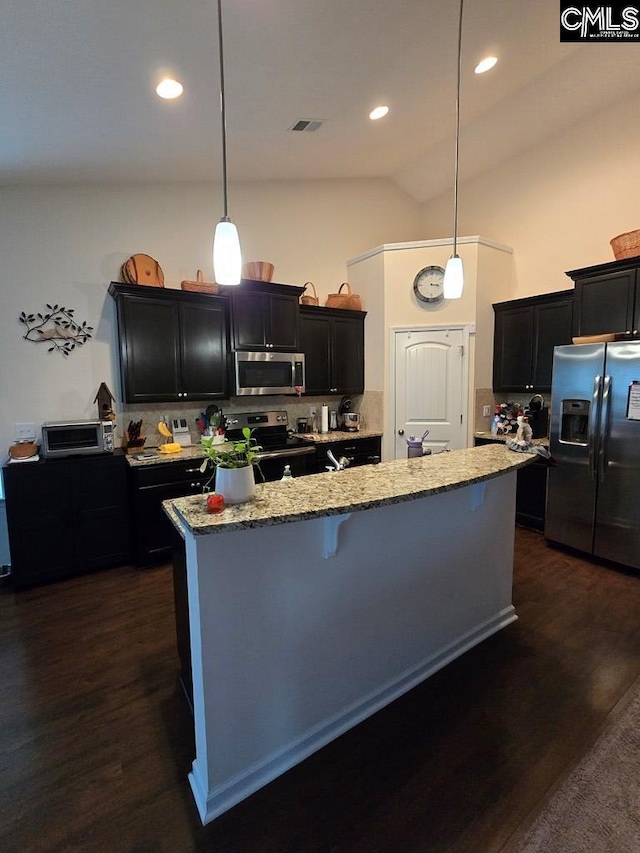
<box><xmin>192</xmin><ymin>605</ymin><xmax>517</xmax><ymax>824</ymax></box>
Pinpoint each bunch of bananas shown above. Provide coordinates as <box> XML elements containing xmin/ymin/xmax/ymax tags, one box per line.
<box><xmin>157</xmin><ymin>421</ymin><xmax>181</xmax><ymax>453</ymax></box>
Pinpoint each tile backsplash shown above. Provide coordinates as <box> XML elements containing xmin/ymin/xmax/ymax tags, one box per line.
<box><xmin>474</xmin><ymin>387</ymin><xmax>550</xmax><ymax>434</ymax></box>
<box><xmin>120</xmin><ymin>391</ymin><xmax>380</xmax><ymax>447</ymax></box>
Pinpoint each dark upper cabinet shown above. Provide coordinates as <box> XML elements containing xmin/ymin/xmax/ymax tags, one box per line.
<box><xmin>4</xmin><ymin>453</ymin><xmax>131</xmax><ymax>589</ymax></box>
<box><xmin>109</xmin><ymin>283</ymin><xmax>228</xmax><ymax>403</ymax></box>
<box><xmin>300</xmin><ymin>306</ymin><xmax>365</xmax><ymax>395</ymax></box>
<box><xmin>567</xmin><ymin>258</ymin><xmax>640</xmax><ymax>338</ymax></box>
<box><xmin>493</xmin><ymin>290</ymin><xmax>573</xmax><ymax>393</ymax></box>
<box><xmin>179</xmin><ymin>301</ymin><xmax>227</xmax><ymax>399</ymax></box>
<box><xmin>531</xmin><ymin>298</ymin><xmax>574</xmax><ymax>387</ymax></box>
<box><xmin>226</xmin><ymin>280</ymin><xmax>303</xmax><ymax>351</ymax></box>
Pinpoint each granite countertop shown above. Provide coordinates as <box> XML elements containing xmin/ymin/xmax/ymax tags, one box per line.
<box><xmin>298</xmin><ymin>429</ymin><xmax>382</xmax><ymax>443</ymax></box>
<box><xmin>126</xmin><ymin>431</ymin><xmax>382</xmax><ymax>467</ymax></box>
<box><xmin>165</xmin><ymin>443</ymin><xmax>534</xmax><ymax>537</ymax></box>
<box><xmin>474</xmin><ymin>431</ymin><xmax>549</xmax><ymax>447</ymax></box>
<box><xmin>125</xmin><ymin>444</ymin><xmax>207</xmax><ymax>467</ymax></box>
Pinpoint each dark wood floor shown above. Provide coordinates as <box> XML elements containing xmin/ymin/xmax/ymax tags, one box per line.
<box><xmin>1</xmin><ymin>527</ymin><xmax>639</xmax><ymax>853</ymax></box>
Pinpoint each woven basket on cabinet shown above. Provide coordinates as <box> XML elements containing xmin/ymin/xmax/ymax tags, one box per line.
<box><xmin>324</xmin><ymin>282</ymin><xmax>362</xmax><ymax>310</ymax></box>
<box><xmin>300</xmin><ymin>281</ymin><xmax>319</xmax><ymax>306</ymax></box>
<box><xmin>610</xmin><ymin>229</ymin><xmax>640</xmax><ymax>260</ymax></box>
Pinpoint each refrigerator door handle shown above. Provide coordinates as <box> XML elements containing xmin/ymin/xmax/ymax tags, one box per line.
<box><xmin>588</xmin><ymin>374</ymin><xmax>602</xmax><ymax>480</ymax></box>
<box><xmin>598</xmin><ymin>375</ymin><xmax>612</xmax><ymax>481</ymax></box>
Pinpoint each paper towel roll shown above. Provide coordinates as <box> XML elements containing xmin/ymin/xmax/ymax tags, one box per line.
<box><xmin>320</xmin><ymin>404</ymin><xmax>329</xmax><ymax>434</ymax></box>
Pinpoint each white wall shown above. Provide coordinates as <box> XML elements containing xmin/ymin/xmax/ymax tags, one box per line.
<box><xmin>421</xmin><ymin>89</ymin><xmax>640</xmax><ymax>299</ymax></box>
<box><xmin>348</xmin><ymin>238</ymin><xmax>514</xmax><ymax>459</ymax></box>
<box><xmin>0</xmin><ymin>178</ymin><xmax>421</xmax><ymax>457</ymax></box>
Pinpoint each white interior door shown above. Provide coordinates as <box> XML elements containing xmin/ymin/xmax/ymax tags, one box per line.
<box><xmin>393</xmin><ymin>328</ymin><xmax>468</xmax><ymax>459</ymax></box>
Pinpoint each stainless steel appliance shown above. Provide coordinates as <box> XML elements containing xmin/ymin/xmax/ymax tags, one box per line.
<box><xmin>233</xmin><ymin>351</ymin><xmax>305</xmax><ymax>396</ymax></box>
<box><xmin>546</xmin><ymin>341</ymin><xmax>640</xmax><ymax>569</ymax></box>
<box><xmin>41</xmin><ymin>419</ymin><xmax>114</xmax><ymax>458</ymax></box>
<box><xmin>224</xmin><ymin>410</ymin><xmax>315</xmax><ymax>480</ymax></box>
<box><xmin>342</xmin><ymin>412</ymin><xmax>361</xmax><ymax>432</ymax></box>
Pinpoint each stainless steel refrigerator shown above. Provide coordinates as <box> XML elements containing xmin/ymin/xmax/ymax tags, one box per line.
<box><xmin>545</xmin><ymin>340</ymin><xmax>640</xmax><ymax>570</ymax></box>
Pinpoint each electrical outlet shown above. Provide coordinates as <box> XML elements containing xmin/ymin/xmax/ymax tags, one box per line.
<box><xmin>482</xmin><ymin>405</ymin><xmax>491</xmax><ymax>418</ymax></box>
<box><xmin>15</xmin><ymin>422</ymin><xmax>36</xmax><ymax>441</ymax></box>
<box><xmin>309</xmin><ymin>406</ymin><xmax>317</xmax><ymax>417</ymax></box>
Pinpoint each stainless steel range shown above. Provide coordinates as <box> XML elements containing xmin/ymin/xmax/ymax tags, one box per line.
<box><xmin>223</xmin><ymin>410</ymin><xmax>316</xmax><ymax>481</ymax></box>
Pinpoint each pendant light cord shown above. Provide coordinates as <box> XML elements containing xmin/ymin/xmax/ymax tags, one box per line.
<box><xmin>452</xmin><ymin>0</ymin><xmax>464</xmax><ymax>257</ymax></box>
<box><xmin>217</xmin><ymin>0</ymin><xmax>229</xmax><ymax>220</ymax></box>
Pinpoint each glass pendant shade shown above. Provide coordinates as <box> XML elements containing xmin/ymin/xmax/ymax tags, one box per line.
<box><xmin>213</xmin><ymin>218</ymin><xmax>242</xmax><ymax>285</ymax></box>
<box><xmin>443</xmin><ymin>254</ymin><xmax>464</xmax><ymax>300</ymax></box>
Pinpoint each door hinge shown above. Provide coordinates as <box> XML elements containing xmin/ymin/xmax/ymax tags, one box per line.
<box><xmin>460</xmin><ymin>414</ymin><xmax>464</xmax><ymax>424</ymax></box>
<box><xmin>459</xmin><ymin>345</ymin><xmax>464</xmax><ymax>356</ymax></box>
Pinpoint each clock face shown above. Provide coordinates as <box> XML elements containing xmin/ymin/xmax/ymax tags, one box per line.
<box><xmin>413</xmin><ymin>265</ymin><xmax>445</xmax><ymax>303</ymax></box>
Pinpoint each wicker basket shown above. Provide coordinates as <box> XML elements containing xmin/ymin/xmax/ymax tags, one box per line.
<box><xmin>610</xmin><ymin>229</ymin><xmax>640</xmax><ymax>260</ymax></box>
<box><xmin>181</xmin><ymin>270</ymin><xmax>219</xmax><ymax>294</ymax></box>
<box><xmin>8</xmin><ymin>441</ymin><xmax>38</xmax><ymax>460</ymax></box>
<box><xmin>325</xmin><ymin>282</ymin><xmax>362</xmax><ymax>311</ymax></box>
<box><xmin>242</xmin><ymin>261</ymin><xmax>274</xmax><ymax>282</ymax></box>
<box><xmin>300</xmin><ymin>281</ymin><xmax>319</xmax><ymax>306</ymax></box>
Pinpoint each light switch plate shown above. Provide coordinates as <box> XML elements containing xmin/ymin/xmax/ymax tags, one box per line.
<box><xmin>482</xmin><ymin>405</ymin><xmax>491</xmax><ymax>417</ymax></box>
<box><xmin>15</xmin><ymin>422</ymin><xmax>36</xmax><ymax>441</ymax></box>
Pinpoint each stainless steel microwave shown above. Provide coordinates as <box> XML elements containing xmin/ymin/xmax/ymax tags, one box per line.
<box><xmin>233</xmin><ymin>351</ymin><xmax>305</xmax><ymax>396</ymax></box>
<box><xmin>41</xmin><ymin>420</ymin><xmax>115</xmax><ymax>457</ymax></box>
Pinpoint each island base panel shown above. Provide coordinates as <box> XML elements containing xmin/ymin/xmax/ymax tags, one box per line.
<box><xmin>184</xmin><ymin>473</ymin><xmax>518</xmax><ymax>823</ymax></box>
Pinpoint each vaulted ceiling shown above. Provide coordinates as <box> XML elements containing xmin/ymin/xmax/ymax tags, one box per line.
<box><xmin>2</xmin><ymin>0</ymin><xmax>638</xmax><ymax>201</ymax></box>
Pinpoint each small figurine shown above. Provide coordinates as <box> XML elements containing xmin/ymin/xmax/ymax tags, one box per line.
<box><xmin>516</xmin><ymin>415</ymin><xmax>533</xmax><ymax>445</ymax></box>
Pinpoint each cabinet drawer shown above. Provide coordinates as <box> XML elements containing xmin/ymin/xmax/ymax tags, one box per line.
<box><xmin>315</xmin><ymin>437</ymin><xmax>381</xmax><ymax>472</ymax></box>
<box><xmin>133</xmin><ymin>458</ymin><xmax>208</xmax><ymax>488</ymax></box>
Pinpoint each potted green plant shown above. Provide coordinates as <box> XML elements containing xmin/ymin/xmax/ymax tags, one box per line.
<box><xmin>199</xmin><ymin>427</ymin><xmax>263</xmax><ymax>505</ymax></box>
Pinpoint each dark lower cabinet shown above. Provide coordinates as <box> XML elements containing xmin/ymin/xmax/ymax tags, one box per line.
<box><xmin>300</xmin><ymin>306</ymin><xmax>365</xmax><ymax>395</ymax></box>
<box><xmin>3</xmin><ymin>452</ymin><xmax>131</xmax><ymax>589</ymax></box>
<box><xmin>314</xmin><ymin>436</ymin><xmax>381</xmax><ymax>473</ymax></box>
<box><xmin>129</xmin><ymin>458</ymin><xmax>210</xmax><ymax>567</ymax></box>
<box><xmin>171</xmin><ymin>527</ymin><xmax>192</xmax><ymax>708</ymax></box>
<box><xmin>474</xmin><ymin>437</ymin><xmax>547</xmax><ymax>530</ymax></box>
<box><xmin>514</xmin><ymin>457</ymin><xmax>548</xmax><ymax>531</ymax></box>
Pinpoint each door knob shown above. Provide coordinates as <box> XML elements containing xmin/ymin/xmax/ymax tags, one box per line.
<box><xmin>398</xmin><ymin>429</ymin><xmax>405</xmax><ymax>436</ymax></box>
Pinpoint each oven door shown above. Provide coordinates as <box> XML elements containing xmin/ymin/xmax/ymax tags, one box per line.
<box><xmin>254</xmin><ymin>446</ymin><xmax>315</xmax><ymax>481</ymax></box>
<box><xmin>234</xmin><ymin>351</ymin><xmax>305</xmax><ymax>396</ymax></box>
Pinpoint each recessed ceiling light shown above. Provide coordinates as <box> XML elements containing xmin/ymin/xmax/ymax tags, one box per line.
<box><xmin>369</xmin><ymin>105</ymin><xmax>389</xmax><ymax>121</ymax></box>
<box><xmin>156</xmin><ymin>78</ymin><xmax>184</xmax><ymax>99</ymax></box>
<box><xmin>474</xmin><ymin>56</ymin><xmax>498</xmax><ymax>75</ymax></box>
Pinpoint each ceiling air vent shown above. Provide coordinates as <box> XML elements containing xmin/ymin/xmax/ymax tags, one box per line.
<box><xmin>289</xmin><ymin>119</ymin><xmax>324</xmax><ymax>132</ymax></box>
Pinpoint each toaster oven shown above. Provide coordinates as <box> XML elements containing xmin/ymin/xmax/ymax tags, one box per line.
<box><xmin>41</xmin><ymin>420</ymin><xmax>115</xmax><ymax>458</ymax></box>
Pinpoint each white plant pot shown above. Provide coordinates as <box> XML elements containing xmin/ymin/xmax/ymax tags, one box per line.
<box><xmin>215</xmin><ymin>465</ymin><xmax>256</xmax><ymax>505</ymax></box>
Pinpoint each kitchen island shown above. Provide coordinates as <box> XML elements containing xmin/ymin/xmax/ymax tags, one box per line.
<box><xmin>165</xmin><ymin>444</ymin><xmax>533</xmax><ymax>824</ymax></box>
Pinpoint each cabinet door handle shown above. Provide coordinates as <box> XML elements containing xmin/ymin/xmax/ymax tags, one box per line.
<box><xmin>398</xmin><ymin>429</ymin><xmax>405</xmax><ymax>436</ymax></box>
<box><xmin>185</xmin><ymin>467</ymin><xmax>200</xmax><ymax>473</ymax></box>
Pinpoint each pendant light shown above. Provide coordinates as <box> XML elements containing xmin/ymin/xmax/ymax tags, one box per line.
<box><xmin>212</xmin><ymin>0</ymin><xmax>242</xmax><ymax>285</ymax></box>
<box><xmin>443</xmin><ymin>0</ymin><xmax>464</xmax><ymax>300</ymax></box>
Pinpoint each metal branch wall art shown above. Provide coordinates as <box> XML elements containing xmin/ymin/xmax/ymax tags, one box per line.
<box><xmin>19</xmin><ymin>303</ymin><xmax>94</xmax><ymax>357</ymax></box>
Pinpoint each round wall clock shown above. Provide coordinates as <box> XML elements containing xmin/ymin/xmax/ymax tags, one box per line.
<box><xmin>413</xmin><ymin>265</ymin><xmax>445</xmax><ymax>304</ymax></box>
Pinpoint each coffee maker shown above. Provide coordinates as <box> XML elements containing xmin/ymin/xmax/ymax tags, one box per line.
<box><xmin>527</xmin><ymin>394</ymin><xmax>549</xmax><ymax>439</ymax></box>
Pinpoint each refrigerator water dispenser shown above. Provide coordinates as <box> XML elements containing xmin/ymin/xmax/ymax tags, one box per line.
<box><xmin>560</xmin><ymin>400</ymin><xmax>590</xmax><ymax>445</ymax></box>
